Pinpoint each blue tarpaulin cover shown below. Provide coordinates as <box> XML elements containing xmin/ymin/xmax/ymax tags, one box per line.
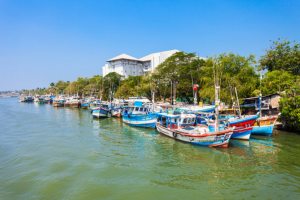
<box><xmin>134</xmin><ymin>101</ymin><xmax>143</xmax><ymax>107</ymax></box>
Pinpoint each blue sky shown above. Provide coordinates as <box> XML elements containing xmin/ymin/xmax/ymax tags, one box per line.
<box><xmin>0</xmin><ymin>0</ymin><xmax>299</xmax><ymax>91</ymax></box>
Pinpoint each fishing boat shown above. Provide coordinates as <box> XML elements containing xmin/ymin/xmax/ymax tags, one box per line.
<box><xmin>80</xmin><ymin>99</ymin><xmax>90</xmax><ymax>109</ymax></box>
<box><xmin>64</xmin><ymin>98</ymin><xmax>71</xmax><ymax>107</ymax></box>
<box><xmin>19</xmin><ymin>95</ymin><xmax>34</xmax><ymax>103</ymax></box>
<box><xmin>111</xmin><ymin>107</ymin><xmax>122</xmax><ymax>117</ymax></box>
<box><xmin>69</xmin><ymin>97</ymin><xmax>81</xmax><ymax>108</ymax></box>
<box><xmin>226</xmin><ymin>114</ymin><xmax>258</xmax><ymax>140</ymax></box>
<box><xmin>110</xmin><ymin>99</ymin><xmax>126</xmax><ymax>117</ymax></box>
<box><xmin>35</xmin><ymin>96</ymin><xmax>48</xmax><ymax>104</ymax></box>
<box><xmin>52</xmin><ymin>98</ymin><xmax>65</xmax><ymax>107</ymax></box>
<box><xmin>248</xmin><ymin>70</ymin><xmax>280</xmax><ymax>137</ymax></box>
<box><xmin>156</xmin><ymin>113</ymin><xmax>233</xmax><ymax>148</ymax></box>
<box><xmin>44</xmin><ymin>95</ymin><xmax>52</xmax><ymax>104</ymax></box>
<box><xmin>89</xmin><ymin>100</ymin><xmax>101</xmax><ymax>111</ymax></box>
<box><xmin>92</xmin><ymin>103</ymin><xmax>112</xmax><ymax>118</ymax></box>
<box><xmin>122</xmin><ymin>101</ymin><xmax>157</xmax><ymax>128</ymax></box>
<box><xmin>219</xmin><ymin>87</ymin><xmax>258</xmax><ymax>140</ymax></box>
<box><xmin>252</xmin><ymin>115</ymin><xmax>279</xmax><ymax>136</ymax></box>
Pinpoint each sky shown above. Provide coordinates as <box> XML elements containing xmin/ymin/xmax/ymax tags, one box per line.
<box><xmin>0</xmin><ymin>0</ymin><xmax>299</xmax><ymax>91</ymax></box>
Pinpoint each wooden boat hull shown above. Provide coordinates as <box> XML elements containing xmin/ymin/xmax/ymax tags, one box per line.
<box><xmin>111</xmin><ymin>109</ymin><xmax>122</xmax><ymax>117</ymax></box>
<box><xmin>231</xmin><ymin>127</ymin><xmax>253</xmax><ymax>140</ymax></box>
<box><xmin>81</xmin><ymin>103</ymin><xmax>89</xmax><ymax>109</ymax></box>
<box><xmin>252</xmin><ymin>125</ymin><xmax>274</xmax><ymax>136</ymax></box>
<box><xmin>122</xmin><ymin>114</ymin><xmax>157</xmax><ymax>128</ymax></box>
<box><xmin>70</xmin><ymin>103</ymin><xmax>80</xmax><ymax>108</ymax></box>
<box><xmin>228</xmin><ymin>115</ymin><xmax>258</xmax><ymax>140</ymax></box>
<box><xmin>53</xmin><ymin>103</ymin><xmax>64</xmax><ymax>107</ymax></box>
<box><xmin>156</xmin><ymin>123</ymin><xmax>232</xmax><ymax>148</ymax></box>
<box><xmin>92</xmin><ymin>108</ymin><xmax>111</xmax><ymax>118</ymax></box>
<box><xmin>251</xmin><ymin>116</ymin><xmax>278</xmax><ymax>136</ymax></box>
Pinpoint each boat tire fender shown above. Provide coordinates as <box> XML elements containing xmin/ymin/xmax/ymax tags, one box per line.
<box><xmin>173</xmin><ymin>132</ymin><xmax>177</xmax><ymax>138</ymax></box>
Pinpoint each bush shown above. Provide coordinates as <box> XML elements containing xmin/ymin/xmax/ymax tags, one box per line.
<box><xmin>280</xmin><ymin>96</ymin><xmax>300</xmax><ymax>132</ymax></box>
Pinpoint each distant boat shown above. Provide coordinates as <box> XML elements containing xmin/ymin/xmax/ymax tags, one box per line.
<box><xmin>111</xmin><ymin>107</ymin><xmax>122</xmax><ymax>117</ymax></box>
<box><xmin>53</xmin><ymin>96</ymin><xmax>65</xmax><ymax>107</ymax></box>
<box><xmin>80</xmin><ymin>99</ymin><xmax>90</xmax><ymax>109</ymax></box>
<box><xmin>156</xmin><ymin>113</ymin><xmax>233</xmax><ymax>148</ymax></box>
<box><xmin>19</xmin><ymin>95</ymin><xmax>34</xmax><ymax>103</ymax></box>
<box><xmin>122</xmin><ymin>101</ymin><xmax>157</xmax><ymax>128</ymax></box>
<box><xmin>64</xmin><ymin>98</ymin><xmax>71</xmax><ymax>107</ymax></box>
<box><xmin>53</xmin><ymin>99</ymin><xmax>65</xmax><ymax>107</ymax></box>
<box><xmin>89</xmin><ymin>100</ymin><xmax>101</xmax><ymax>111</ymax></box>
<box><xmin>111</xmin><ymin>100</ymin><xmax>126</xmax><ymax>117</ymax></box>
<box><xmin>252</xmin><ymin>115</ymin><xmax>279</xmax><ymax>136</ymax></box>
<box><xmin>92</xmin><ymin>103</ymin><xmax>112</xmax><ymax>118</ymax></box>
<box><xmin>69</xmin><ymin>97</ymin><xmax>81</xmax><ymax>108</ymax></box>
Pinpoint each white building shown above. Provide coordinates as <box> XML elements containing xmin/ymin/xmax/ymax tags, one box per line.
<box><xmin>102</xmin><ymin>49</ymin><xmax>179</xmax><ymax>78</ymax></box>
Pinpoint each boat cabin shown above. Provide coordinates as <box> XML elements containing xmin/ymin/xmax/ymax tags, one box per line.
<box><xmin>100</xmin><ymin>103</ymin><xmax>112</xmax><ymax>110</ymax></box>
<box><xmin>124</xmin><ymin>106</ymin><xmax>151</xmax><ymax>115</ymax></box>
<box><xmin>157</xmin><ymin>113</ymin><xmax>196</xmax><ymax>129</ymax></box>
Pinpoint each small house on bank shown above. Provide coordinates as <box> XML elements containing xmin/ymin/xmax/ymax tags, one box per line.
<box><xmin>240</xmin><ymin>93</ymin><xmax>281</xmax><ymax>116</ymax></box>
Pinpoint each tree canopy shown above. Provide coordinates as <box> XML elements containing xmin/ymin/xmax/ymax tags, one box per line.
<box><xmin>199</xmin><ymin>54</ymin><xmax>259</xmax><ymax>104</ymax></box>
<box><xmin>260</xmin><ymin>40</ymin><xmax>300</xmax><ymax>75</ymax></box>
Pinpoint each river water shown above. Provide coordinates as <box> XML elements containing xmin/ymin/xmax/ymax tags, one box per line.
<box><xmin>0</xmin><ymin>98</ymin><xmax>299</xmax><ymax>199</ymax></box>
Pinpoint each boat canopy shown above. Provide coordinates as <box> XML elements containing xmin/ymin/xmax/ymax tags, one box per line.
<box><xmin>133</xmin><ymin>101</ymin><xmax>143</xmax><ymax>107</ymax></box>
<box><xmin>157</xmin><ymin>113</ymin><xmax>180</xmax><ymax>118</ymax></box>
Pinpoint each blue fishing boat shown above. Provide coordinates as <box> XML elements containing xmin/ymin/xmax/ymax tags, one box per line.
<box><xmin>80</xmin><ymin>99</ymin><xmax>90</xmax><ymax>109</ymax></box>
<box><xmin>89</xmin><ymin>100</ymin><xmax>101</xmax><ymax>111</ymax></box>
<box><xmin>122</xmin><ymin>101</ymin><xmax>157</xmax><ymax>128</ymax></box>
<box><xmin>92</xmin><ymin>103</ymin><xmax>112</xmax><ymax>118</ymax></box>
<box><xmin>251</xmin><ymin>95</ymin><xmax>279</xmax><ymax>136</ymax></box>
<box><xmin>252</xmin><ymin>116</ymin><xmax>278</xmax><ymax>136</ymax></box>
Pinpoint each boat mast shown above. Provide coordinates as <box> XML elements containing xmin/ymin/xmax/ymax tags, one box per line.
<box><xmin>258</xmin><ymin>70</ymin><xmax>262</xmax><ymax>117</ymax></box>
<box><xmin>213</xmin><ymin>59</ymin><xmax>220</xmax><ymax>132</ymax></box>
<box><xmin>234</xmin><ymin>87</ymin><xmax>241</xmax><ymax>118</ymax></box>
<box><xmin>152</xmin><ymin>90</ymin><xmax>155</xmax><ymax>112</ymax></box>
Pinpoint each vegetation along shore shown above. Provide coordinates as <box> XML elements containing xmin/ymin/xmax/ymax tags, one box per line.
<box><xmin>21</xmin><ymin>40</ymin><xmax>300</xmax><ymax>132</ymax></box>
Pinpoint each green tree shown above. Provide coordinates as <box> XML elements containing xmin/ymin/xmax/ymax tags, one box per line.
<box><xmin>199</xmin><ymin>54</ymin><xmax>259</xmax><ymax>104</ymax></box>
<box><xmin>154</xmin><ymin>51</ymin><xmax>204</xmax><ymax>104</ymax></box>
<box><xmin>280</xmin><ymin>96</ymin><xmax>300</xmax><ymax>132</ymax></box>
<box><xmin>103</xmin><ymin>72</ymin><xmax>122</xmax><ymax>100</ymax></box>
<box><xmin>115</xmin><ymin>76</ymin><xmax>143</xmax><ymax>98</ymax></box>
<box><xmin>83</xmin><ymin>75</ymin><xmax>103</xmax><ymax>97</ymax></box>
<box><xmin>260</xmin><ymin>40</ymin><xmax>300</xmax><ymax>75</ymax></box>
<box><xmin>55</xmin><ymin>81</ymin><xmax>70</xmax><ymax>94</ymax></box>
<box><xmin>261</xmin><ymin>70</ymin><xmax>296</xmax><ymax>95</ymax></box>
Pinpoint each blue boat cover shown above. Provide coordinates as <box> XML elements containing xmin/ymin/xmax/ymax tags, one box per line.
<box><xmin>134</xmin><ymin>101</ymin><xmax>143</xmax><ymax>107</ymax></box>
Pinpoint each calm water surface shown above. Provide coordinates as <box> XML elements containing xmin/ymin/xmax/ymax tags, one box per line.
<box><xmin>0</xmin><ymin>98</ymin><xmax>300</xmax><ymax>199</ymax></box>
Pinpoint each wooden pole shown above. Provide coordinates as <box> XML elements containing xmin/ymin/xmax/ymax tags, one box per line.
<box><xmin>235</xmin><ymin>87</ymin><xmax>241</xmax><ymax>118</ymax></box>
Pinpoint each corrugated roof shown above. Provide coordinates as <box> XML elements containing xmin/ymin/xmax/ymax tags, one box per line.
<box><xmin>107</xmin><ymin>54</ymin><xmax>139</xmax><ymax>62</ymax></box>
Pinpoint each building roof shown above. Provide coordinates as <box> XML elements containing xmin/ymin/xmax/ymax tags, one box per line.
<box><xmin>139</xmin><ymin>49</ymin><xmax>180</xmax><ymax>61</ymax></box>
<box><xmin>242</xmin><ymin>93</ymin><xmax>280</xmax><ymax>101</ymax></box>
<box><xmin>107</xmin><ymin>54</ymin><xmax>139</xmax><ymax>62</ymax></box>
